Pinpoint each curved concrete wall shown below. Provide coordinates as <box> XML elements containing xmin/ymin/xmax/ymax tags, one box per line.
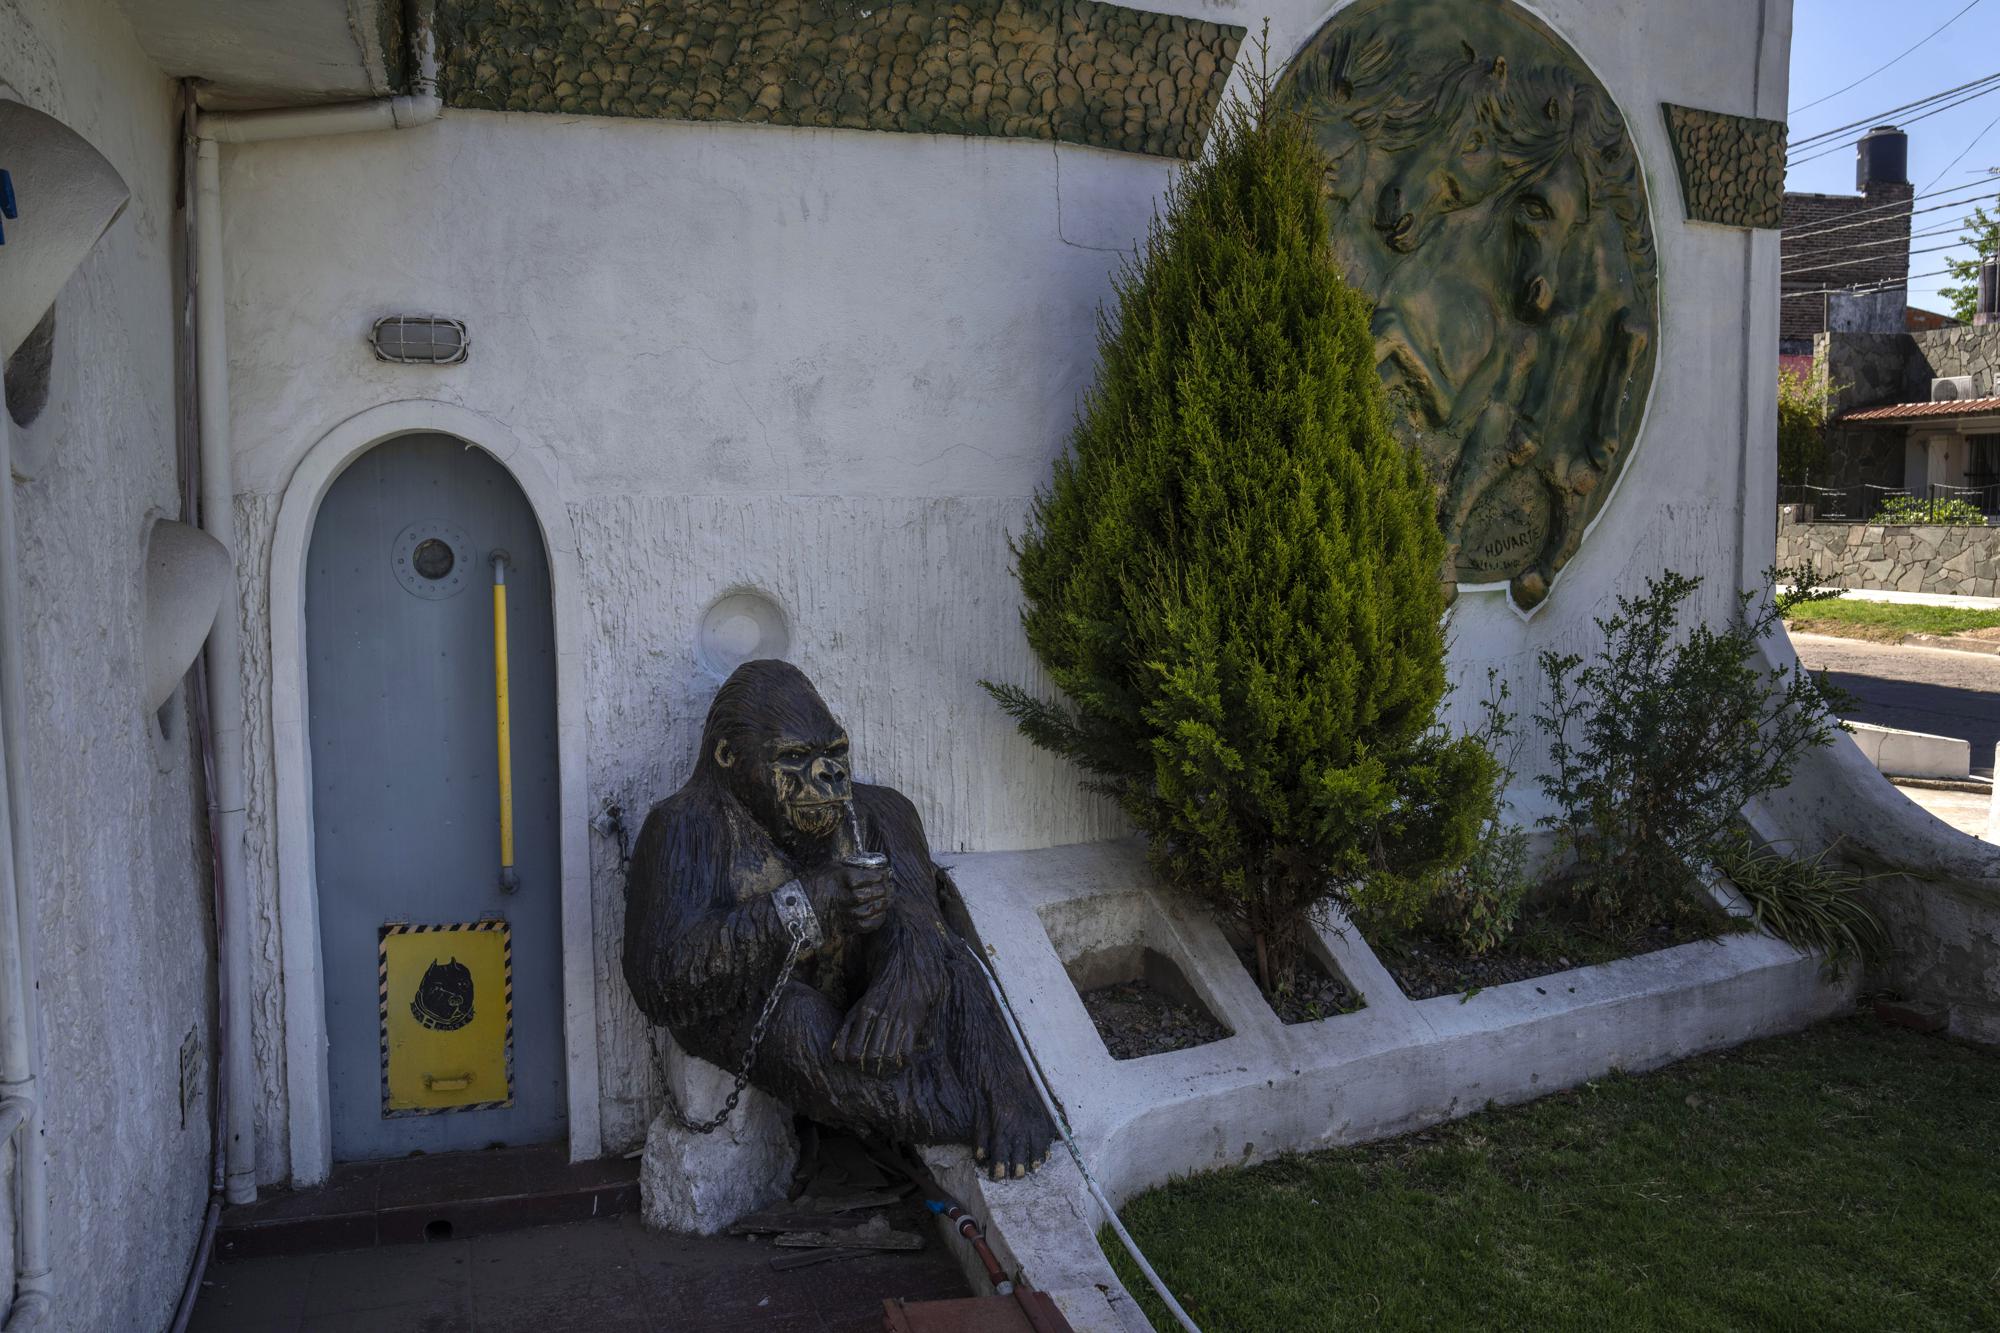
<box><xmin>1</xmin><ymin>2</ymin><xmax>210</xmax><ymax>1329</ymax></box>
<box><xmin>213</xmin><ymin>0</ymin><xmax>1795</xmax><ymax>1176</ymax></box>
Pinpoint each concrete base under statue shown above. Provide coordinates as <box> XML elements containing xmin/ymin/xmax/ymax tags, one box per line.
<box><xmin>639</xmin><ymin>1034</ymin><xmax>796</xmax><ymax>1235</ymax></box>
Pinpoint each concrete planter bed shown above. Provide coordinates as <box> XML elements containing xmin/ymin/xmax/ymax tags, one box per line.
<box><xmin>924</xmin><ymin>839</ymin><xmax>1856</xmax><ymax>1332</ymax></box>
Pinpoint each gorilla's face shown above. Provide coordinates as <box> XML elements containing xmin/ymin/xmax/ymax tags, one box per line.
<box><xmin>715</xmin><ymin>711</ymin><xmax>852</xmax><ymax>849</ymax></box>
<box><xmin>704</xmin><ymin>660</ymin><xmax>858</xmax><ymax>854</ymax></box>
<box><xmin>750</xmin><ymin>727</ymin><xmax>852</xmax><ymax>840</ymax></box>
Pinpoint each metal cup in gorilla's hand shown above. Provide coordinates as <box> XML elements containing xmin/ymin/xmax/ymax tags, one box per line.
<box><xmin>835</xmin><ymin>802</ymin><xmax>891</xmax><ymax>933</ymax></box>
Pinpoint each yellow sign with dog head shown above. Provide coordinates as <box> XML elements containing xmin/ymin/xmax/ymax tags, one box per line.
<box><xmin>379</xmin><ymin>921</ymin><xmax>513</xmax><ymax>1115</ymax></box>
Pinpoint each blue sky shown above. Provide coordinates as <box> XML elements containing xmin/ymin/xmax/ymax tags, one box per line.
<box><xmin>1786</xmin><ymin>0</ymin><xmax>2000</xmax><ymax>314</ymax></box>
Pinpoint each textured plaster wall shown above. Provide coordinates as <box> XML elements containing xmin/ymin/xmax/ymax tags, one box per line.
<box><xmin>216</xmin><ymin>0</ymin><xmax>1791</xmax><ymax>1171</ymax></box>
<box><xmin>0</xmin><ymin>1</ymin><xmax>213</xmax><ymax>1329</ymax></box>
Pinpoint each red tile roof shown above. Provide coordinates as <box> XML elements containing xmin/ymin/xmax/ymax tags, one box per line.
<box><xmin>1839</xmin><ymin>397</ymin><xmax>2000</xmax><ymax>422</ymax></box>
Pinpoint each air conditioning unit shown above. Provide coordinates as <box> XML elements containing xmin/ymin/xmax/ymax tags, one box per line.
<box><xmin>1931</xmin><ymin>375</ymin><xmax>1977</xmax><ymax>402</ymax></box>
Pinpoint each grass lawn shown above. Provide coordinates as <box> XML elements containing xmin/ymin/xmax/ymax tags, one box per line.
<box><xmin>1102</xmin><ymin>1017</ymin><xmax>1998</xmax><ymax>1331</ymax></box>
<box><xmin>1783</xmin><ymin>596</ymin><xmax>2000</xmax><ymax>642</ymax></box>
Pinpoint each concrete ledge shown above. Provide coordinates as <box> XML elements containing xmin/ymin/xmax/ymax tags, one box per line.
<box><xmin>1846</xmin><ymin>721</ymin><xmax>1971</xmax><ymax>780</ymax></box>
<box><xmin>939</xmin><ymin>839</ymin><xmax>1853</xmax><ymax>1325</ymax></box>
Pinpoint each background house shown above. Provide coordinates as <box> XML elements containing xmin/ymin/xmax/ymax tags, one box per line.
<box><xmin>1789</xmin><ymin>321</ymin><xmax>2000</xmax><ymax>511</ymax></box>
<box><xmin>1780</xmin><ymin>125</ymin><xmax>1915</xmax><ymax>353</ymax></box>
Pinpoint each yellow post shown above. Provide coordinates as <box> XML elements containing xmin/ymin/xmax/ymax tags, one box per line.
<box><xmin>492</xmin><ymin>552</ymin><xmax>518</xmax><ymax>892</ymax></box>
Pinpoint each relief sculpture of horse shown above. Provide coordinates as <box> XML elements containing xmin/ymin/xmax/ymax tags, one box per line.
<box><xmin>1282</xmin><ymin>0</ymin><xmax>1659</xmax><ymax>610</ymax></box>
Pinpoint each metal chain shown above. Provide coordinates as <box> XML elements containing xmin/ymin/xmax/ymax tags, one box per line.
<box><xmin>650</xmin><ymin>910</ymin><xmax>809</xmax><ymax>1135</ymax></box>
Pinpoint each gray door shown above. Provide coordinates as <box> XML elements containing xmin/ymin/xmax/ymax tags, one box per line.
<box><xmin>307</xmin><ymin>433</ymin><xmax>566</xmax><ymax>1159</ymax></box>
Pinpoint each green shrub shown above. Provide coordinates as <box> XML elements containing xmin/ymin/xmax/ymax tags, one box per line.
<box><xmin>1411</xmin><ymin>676</ymin><xmax>1533</xmax><ymax>956</ymax></box>
<box><xmin>1534</xmin><ymin>570</ymin><xmax>1846</xmax><ymax>936</ymax></box>
<box><xmin>1776</xmin><ymin>363</ymin><xmax>1833</xmax><ymax>486</ymax></box>
<box><xmin>1715</xmin><ymin>835</ymin><xmax>1885</xmax><ymax>981</ymax></box>
<box><xmin>1772</xmin><ymin>560</ymin><xmax>1844</xmax><ymax>617</ymax></box>
<box><xmin>984</xmin><ymin>52</ymin><xmax>1492</xmax><ymax>991</ymax></box>
<box><xmin>1876</xmin><ymin>493</ymin><xmax>1987</xmax><ymax>526</ymax></box>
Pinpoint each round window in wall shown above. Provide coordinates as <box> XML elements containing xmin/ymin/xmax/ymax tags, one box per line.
<box><xmin>391</xmin><ymin>521</ymin><xmax>473</xmax><ymax>600</ymax></box>
<box><xmin>697</xmin><ymin>590</ymin><xmax>791</xmax><ymax>677</ymax></box>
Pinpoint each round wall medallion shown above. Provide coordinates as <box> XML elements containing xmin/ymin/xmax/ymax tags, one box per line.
<box><xmin>391</xmin><ymin>521</ymin><xmax>474</xmax><ymax>600</ymax></box>
<box><xmin>1279</xmin><ymin>0</ymin><xmax>1658</xmax><ymax>610</ymax></box>
<box><xmin>697</xmin><ymin>590</ymin><xmax>791</xmax><ymax>677</ymax></box>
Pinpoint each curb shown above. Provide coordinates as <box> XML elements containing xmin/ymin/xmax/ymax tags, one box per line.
<box><xmin>1891</xmin><ymin>775</ymin><xmax>1994</xmax><ymax>795</ymax></box>
<box><xmin>1901</xmin><ymin>632</ymin><xmax>2000</xmax><ymax>656</ymax></box>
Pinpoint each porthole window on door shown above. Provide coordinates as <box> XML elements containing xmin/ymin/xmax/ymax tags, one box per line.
<box><xmin>391</xmin><ymin>520</ymin><xmax>472</xmax><ymax>600</ymax></box>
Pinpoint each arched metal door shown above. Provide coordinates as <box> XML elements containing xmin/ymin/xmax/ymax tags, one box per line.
<box><xmin>306</xmin><ymin>433</ymin><xmax>566</xmax><ymax>1159</ymax></box>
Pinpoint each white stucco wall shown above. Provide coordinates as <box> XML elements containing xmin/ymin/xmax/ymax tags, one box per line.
<box><xmin>214</xmin><ymin>0</ymin><xmax>1792</xmax><ymax>1176</ymax></box>
<box><xmin>1</xmin><ymin>1</ymin><xmax>212</xmax><ymax>1329</ymax></box>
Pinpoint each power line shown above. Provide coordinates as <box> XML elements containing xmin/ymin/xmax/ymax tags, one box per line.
<box><xmin>1922</xmin><ymin>109</ymin><xmax>2000</xmax><ymax>190</ymax></box>
<box><xmin>1788</xmin><ymin>191</ymin><xmax>1997</xmax><ymax>243</ymax></box>
<box><xmin>1792</xmin><ymin>69</ymin><xmax>2000</xmax><ymax>154</ymax></box>
<box><xmin>1789</xmin><ymin>82</ymin><xmax>2000</xmax><ymax>168</ymax></box>
<box><xmin>1782</xmin><ymin>239</ymin><xmax>1972</xmax><ymax>280</ymax></box>
<box><xmin>1785</xmin><ymin>210</ymin><xmax>1993</xmax><ymax>259</ymax></box>
<box><xmin>1780</xmin><ymin>220</ymin><xmax>1988</xmax><ymax>276</ymax></box>
<box><xmin>1789</xmin><ymin>0</ymin><xmax>1988</xmax><ymax>117</ymax></box>
<box><xmin>1779</xmin><ymin>265</ymin><xmax>1960</xmax><ymax>299</ymax></box>
<box><xmin>1909</xmin><ymin>213</ymin><xmax>1993</xmax><ymax>242</ymax></box>
<box><xmin>1785</xmin><ymin>180</ymin><xmax>2000</xmax><ymax>241</ymax></box>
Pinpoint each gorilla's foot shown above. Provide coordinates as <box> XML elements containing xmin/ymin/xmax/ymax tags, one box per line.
<box><xmin>974</xmin><ymin>1080</ymin><xmax>1056</xmax><ymax>1181</ymax></box>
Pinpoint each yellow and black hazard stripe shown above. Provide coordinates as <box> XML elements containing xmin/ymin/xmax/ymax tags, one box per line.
<box><xmin>377</xmin><ymin>919</ymin><xmax>515</xmax><ymax>1118</ymax></box>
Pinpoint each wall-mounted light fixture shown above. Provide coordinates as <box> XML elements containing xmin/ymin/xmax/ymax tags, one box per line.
<box><xmin>369</xmin><ymin>314</ymin><xmax>468</xmax><ymax>365</ymax></box>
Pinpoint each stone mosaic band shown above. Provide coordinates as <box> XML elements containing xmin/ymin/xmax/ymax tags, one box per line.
<box><xmin>438</xmin><ymin>0</ymin><xmax>1245</xmax><ymax>159</ymax></box>
<box><xmin>1661</xmin><ymin>103</ymin><xmax>1787</xmax><ymax>229</ymax></box>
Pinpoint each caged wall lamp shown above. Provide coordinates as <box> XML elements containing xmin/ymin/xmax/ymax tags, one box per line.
<box><xmin>370</xmin><ymin>314</ymin><xmax>469</xmax><ymax>365</ymax></box>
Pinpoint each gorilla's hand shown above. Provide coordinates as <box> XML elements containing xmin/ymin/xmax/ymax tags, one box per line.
<box><xmin>803</xmin><ymin>859</ymin><xmax>891</xmax><ymax>935</ymax></box>
<box><xmin>831</xmin><ymin>979</ymin><xmax>927</xmax><ymax>1073</ymax></box>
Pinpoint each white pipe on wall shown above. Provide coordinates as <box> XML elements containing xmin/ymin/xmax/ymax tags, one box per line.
<box><xmin>193</xmin><ymin>138</ymin><xmax>258</xmax><ymax>1208</ymax></box>
<box><xmin>190</xmin><ymin>0</ymin><xmax>441</xmax><ymax>1208</ymax></box>
<box><xmin>0</xmin><ymin>413</ymin><xmax>49</xmax><ymax>1330</ymax></box>
<box><xmin>195</xmin><ymin>90</ymin><xmax>441</xmax><ymax>144</ymax></box>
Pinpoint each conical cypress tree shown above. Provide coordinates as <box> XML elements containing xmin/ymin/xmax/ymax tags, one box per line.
<box><xmin>986</xmin><ymin>53</ymin><xmax>1493</xmax><ymax>990</ymax></box>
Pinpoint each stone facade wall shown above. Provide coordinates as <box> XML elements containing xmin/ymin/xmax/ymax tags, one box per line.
<box><xmin>1662</xmin><ymin>103</ymin><xmax>1785</xmax><ymax>228</ymax></box>
<box><xmin>1817</xmin><ymin>330</ymin><xmax>1908</xmax><ymax>411</ymax></box>
<box><xmin>1810</xmin><ymin>425</ymin><xmax>1902</xmax><ymax>492</ymax></box>
<box><xmin>1911</xmin><ymin>325</ymin><xmax>2000</xmax><ymax>394</ymax></box>
<box><xmin>1777</xmin><ymin>513</ymin><xmax>2000</xmax><ymax>597</ymax></box>
<box><xmin>438</xmin><ymin>0</ymin><xmax>1244</xmax><ymax>159</ymax></box>
<box><xmin>1779</xmin><ymin>182</ymin><xmax>1913</xmax><ymax>344</ymax></box>
<box><xmin>1813</xmin><ymin>325</ymin><xmax>2000</xmax><ymax>410</ymax></box>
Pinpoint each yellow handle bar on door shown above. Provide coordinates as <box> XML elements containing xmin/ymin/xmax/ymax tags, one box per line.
<box><xmin>492</xmin><ymin>550</ymin><xmax>519</xmax><ymax>894</ymax></box>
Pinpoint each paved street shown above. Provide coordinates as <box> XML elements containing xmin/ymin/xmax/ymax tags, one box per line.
<box><xmin>1789</xmin><ymin>633</ymin><xmax>2000</xmax><ymax>778</ymax></box>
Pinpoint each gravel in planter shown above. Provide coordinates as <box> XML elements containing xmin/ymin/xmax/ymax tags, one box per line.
<box><xmin>1079</xmin><ymin>980</ymin><xmax>1231</xmax><ymax>1060</ymax></box>
<box><xmin>1230</xmin><ymin>942</ymin><xmax>1364</xmax><ymax>1024</ymax></box>
<box><xmin>1378</xmin><ymin>917</ymin><xmax>1719</xmax><ymax>1002</ymax></box>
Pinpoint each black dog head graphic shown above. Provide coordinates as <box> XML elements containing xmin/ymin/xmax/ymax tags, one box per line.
<box><xmin>411</xmin><ymin>957</ymin><xmax>475</xmax><ymax>1032</ymax></box>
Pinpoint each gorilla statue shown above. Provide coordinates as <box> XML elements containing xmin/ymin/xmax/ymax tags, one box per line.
<box><xmin>623</xmin><ymin>660</ymin><xmax>1055</xmax><ymax>1179</ymax></box>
